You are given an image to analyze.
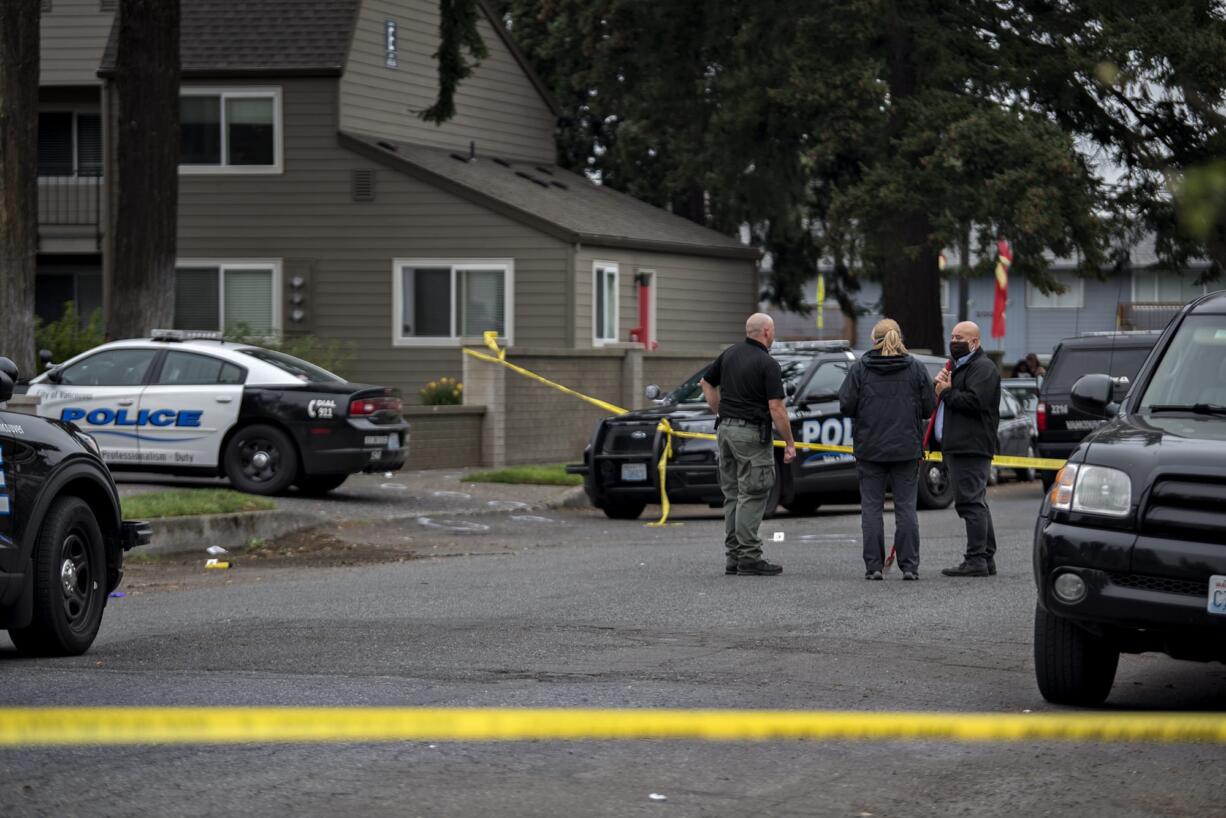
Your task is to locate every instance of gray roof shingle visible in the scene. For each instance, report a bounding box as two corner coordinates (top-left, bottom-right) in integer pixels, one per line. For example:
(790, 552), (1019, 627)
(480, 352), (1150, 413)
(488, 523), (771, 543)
(342, 132), (759, 259)
(100, 0), (359, 77)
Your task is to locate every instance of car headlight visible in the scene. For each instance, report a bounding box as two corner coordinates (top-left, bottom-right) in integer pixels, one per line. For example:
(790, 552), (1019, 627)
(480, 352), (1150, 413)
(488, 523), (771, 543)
(1051, 463), (1131, 516)
(1071, 465), (1131, 517)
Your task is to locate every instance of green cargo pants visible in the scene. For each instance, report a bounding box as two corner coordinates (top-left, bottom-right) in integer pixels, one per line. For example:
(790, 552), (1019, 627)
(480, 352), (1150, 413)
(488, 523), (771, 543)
(717, 419), (776, 561)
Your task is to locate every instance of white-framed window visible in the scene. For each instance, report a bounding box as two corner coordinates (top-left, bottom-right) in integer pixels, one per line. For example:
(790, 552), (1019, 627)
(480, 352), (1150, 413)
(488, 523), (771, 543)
(1131, 269), (1213, 303)
(392, 259), (513, 346)
(174, 259), (281, 335)
(593, 261), (619, 344)
(37, 110), (102, 177)
(179, 87), (282, 174)
(1025, 271), (1084, 309)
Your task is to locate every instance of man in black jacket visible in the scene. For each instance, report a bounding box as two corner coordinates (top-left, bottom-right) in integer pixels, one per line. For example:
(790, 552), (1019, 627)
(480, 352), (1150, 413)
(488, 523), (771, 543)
(933, 321), (1002, 578)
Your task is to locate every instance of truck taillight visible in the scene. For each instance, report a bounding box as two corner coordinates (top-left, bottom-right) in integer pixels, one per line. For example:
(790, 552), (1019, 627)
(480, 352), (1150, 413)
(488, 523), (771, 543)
(1036, 402), (1048, 432)
(349, 396), (402, 416)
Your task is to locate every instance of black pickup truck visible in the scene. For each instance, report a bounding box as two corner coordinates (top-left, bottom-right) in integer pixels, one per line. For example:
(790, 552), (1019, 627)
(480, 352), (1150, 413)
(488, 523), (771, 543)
(1, 357), (149, 656)
(1033, 292), (1226, 705)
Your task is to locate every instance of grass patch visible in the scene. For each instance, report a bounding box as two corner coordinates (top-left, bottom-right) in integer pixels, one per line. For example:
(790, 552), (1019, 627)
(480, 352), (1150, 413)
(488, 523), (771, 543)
(464, 463), (582, 487)
(121, 489), (276, 520)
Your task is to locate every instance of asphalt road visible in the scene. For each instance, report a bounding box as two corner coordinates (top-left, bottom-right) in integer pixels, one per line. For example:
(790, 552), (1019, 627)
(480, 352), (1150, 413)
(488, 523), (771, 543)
(2, 480), (1224, 817)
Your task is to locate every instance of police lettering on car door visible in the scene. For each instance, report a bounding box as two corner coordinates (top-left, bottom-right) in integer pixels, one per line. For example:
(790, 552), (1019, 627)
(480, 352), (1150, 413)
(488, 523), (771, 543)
(799, 416), (856, 464)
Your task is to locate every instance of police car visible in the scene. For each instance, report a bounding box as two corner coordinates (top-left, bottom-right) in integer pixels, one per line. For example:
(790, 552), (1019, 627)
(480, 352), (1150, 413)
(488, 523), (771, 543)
(570, 342), (962, 519)
(24, 331), (409, 496)
(2, 356), (149, 656)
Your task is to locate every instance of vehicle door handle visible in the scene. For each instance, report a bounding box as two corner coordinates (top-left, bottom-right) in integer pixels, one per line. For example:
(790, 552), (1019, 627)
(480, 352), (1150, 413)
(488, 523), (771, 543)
(216, 396), (233, 403)
(118, 399), (134, 406)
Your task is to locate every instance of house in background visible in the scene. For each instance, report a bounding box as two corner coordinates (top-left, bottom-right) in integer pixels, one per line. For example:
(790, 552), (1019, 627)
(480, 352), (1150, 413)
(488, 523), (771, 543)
(770, 238), (1219, 364)
(30, 0), (759, 466)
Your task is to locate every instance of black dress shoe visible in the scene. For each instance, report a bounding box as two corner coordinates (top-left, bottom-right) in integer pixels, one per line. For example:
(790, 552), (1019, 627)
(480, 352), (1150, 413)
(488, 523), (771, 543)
(726, 560), (739, 575)
(941, 561), (990, 577)
(737, 558), (783, 576)
(987, 558), (997, 576)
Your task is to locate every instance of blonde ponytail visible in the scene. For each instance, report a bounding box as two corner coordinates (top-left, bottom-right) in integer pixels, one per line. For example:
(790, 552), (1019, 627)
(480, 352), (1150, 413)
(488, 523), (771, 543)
(870, 318), (908, 356)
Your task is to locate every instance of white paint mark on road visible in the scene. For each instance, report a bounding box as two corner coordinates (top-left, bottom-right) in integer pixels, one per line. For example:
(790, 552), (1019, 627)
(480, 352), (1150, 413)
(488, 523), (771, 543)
(432, 491), (472, 499)
(381, 483), (408, 491)
(417, 517), (490, 532)
(511, 515), (554, 523)
(487, 500), (530, 510)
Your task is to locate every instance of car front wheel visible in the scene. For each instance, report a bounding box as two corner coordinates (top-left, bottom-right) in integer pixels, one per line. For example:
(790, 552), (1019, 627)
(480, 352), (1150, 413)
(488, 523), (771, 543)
(601, 499), (646, 520)
(916, 461), (954, 509)
(295, 474), (349, 496)
(224, 423), (300, 495)
(1033, 604), (1119, 706)
(8, 497), (107, 656)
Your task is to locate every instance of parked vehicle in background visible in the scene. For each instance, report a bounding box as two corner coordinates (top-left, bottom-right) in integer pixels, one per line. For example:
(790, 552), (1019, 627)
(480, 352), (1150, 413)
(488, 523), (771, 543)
(1035, 332), (1162, 488)
(24, 331), (409, 496)
(568, 341), (1034, 519)
(1, 356), (150, 656)
(1033, 291), (1226, 706)
(998, 377), (1041, 483)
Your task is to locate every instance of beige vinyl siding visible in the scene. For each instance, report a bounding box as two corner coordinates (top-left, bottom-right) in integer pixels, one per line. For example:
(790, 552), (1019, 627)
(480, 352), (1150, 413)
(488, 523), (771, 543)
(175, 78), (569, 407)
(39, 0), (115, 86)
(573, 247), (757, 352)
(339, 0), (555, 163)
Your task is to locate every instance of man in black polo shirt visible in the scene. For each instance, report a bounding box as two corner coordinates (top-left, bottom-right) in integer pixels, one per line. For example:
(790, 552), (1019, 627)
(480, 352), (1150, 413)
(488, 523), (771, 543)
(700, 313), (797, 576)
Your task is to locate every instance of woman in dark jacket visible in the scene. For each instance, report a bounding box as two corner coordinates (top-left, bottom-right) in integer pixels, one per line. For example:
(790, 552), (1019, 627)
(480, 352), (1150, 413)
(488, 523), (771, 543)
(838, 319), (935, 580)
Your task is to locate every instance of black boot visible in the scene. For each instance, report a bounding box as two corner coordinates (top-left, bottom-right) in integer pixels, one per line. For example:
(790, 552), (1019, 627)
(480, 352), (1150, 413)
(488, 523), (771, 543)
(737, 558), (783, 576)
(941, 560), (989, 577)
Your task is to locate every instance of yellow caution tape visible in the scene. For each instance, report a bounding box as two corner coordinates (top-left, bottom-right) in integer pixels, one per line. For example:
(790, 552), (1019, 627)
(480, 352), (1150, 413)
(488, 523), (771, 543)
(1, 707), (1224, 746)
(463, 338), (1066, 523)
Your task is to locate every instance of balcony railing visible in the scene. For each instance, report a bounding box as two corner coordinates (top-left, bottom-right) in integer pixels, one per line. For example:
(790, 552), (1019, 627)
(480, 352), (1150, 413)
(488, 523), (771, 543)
(37, 175), (102, 247)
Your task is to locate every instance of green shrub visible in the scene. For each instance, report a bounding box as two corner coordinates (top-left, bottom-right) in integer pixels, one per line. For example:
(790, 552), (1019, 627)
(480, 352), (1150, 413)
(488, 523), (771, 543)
(34, 301), (105, 364)
(421, 376), (463, 405)
(223, 324), (356, 379)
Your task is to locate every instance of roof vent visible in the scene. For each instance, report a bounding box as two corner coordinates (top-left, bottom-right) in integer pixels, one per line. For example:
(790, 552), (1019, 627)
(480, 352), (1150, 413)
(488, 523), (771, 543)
(376, 140), (398, 152)
(352, 169), (375, 202)
(515, 171), (550, 188)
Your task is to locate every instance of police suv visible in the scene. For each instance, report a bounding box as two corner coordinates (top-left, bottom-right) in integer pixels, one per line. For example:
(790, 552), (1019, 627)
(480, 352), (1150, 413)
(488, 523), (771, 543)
(1034, 291), (1226, 706)
(1, 356), (149, 656)
(25, 331), (409, 495)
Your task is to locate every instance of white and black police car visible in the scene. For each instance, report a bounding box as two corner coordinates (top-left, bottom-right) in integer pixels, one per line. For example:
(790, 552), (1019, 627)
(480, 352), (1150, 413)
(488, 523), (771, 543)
(2, 355), (149, 656)
(24, 331), (409, 496)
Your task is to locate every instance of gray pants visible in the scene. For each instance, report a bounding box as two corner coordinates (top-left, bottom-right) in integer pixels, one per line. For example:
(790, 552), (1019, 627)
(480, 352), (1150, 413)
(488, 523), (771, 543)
(946, 453), (997, 567)
(717, 421), (775, 561)
(856, 459), (920, 573)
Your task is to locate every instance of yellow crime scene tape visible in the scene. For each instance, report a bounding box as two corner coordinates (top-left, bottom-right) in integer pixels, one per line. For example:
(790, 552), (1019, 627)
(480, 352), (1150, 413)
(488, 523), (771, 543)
(463, 334), (1066, 526)
(2, 707), (1226, 746)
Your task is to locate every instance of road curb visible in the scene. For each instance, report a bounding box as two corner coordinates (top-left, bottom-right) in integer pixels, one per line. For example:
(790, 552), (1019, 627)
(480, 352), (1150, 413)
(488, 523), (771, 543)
(139, 510), (319, 556)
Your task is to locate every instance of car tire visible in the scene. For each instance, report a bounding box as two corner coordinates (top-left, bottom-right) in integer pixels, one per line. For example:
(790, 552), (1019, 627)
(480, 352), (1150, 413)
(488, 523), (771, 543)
(295, 474), (348, 496)
(8, 497), (107, 657)
(223, 423), (299, 496)
(916, 460), (954, 509)
(1016, 445), (1036, 482)
(783, 497), (821, 516)
(1033, 604), (1119, 706)
(601, 499), (646, 520)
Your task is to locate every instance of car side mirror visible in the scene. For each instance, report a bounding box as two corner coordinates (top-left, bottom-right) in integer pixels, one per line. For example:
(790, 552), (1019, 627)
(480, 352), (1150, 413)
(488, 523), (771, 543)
(644, 384), (661, 401)
(785, 382), (798, 398)
(39, 348), (55, 369)
(1071, 373), (1119, 417)
(46, 366), (64, 384)
(0, 372), (12, 403)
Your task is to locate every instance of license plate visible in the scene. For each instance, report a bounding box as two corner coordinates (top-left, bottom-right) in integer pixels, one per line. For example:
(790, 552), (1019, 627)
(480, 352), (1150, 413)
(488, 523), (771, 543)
(364, 435), (388, 446)
(1209, 575), (1226, 616)
(621, 463), (648, 482)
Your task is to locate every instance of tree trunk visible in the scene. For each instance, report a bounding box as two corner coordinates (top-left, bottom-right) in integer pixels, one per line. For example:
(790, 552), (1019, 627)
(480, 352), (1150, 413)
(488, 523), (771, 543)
(0, 0), (40, 376)
(107, 0), (180, 340)
(880, 211), (945, 354)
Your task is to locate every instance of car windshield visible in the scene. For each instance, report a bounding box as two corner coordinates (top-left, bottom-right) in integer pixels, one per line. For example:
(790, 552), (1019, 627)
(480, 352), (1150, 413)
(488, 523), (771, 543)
(238, 348), (344, 383)
(1138, 315), (1226, 410)
(665, 354), (810, 404)
(1044, 344), (1152, 394)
